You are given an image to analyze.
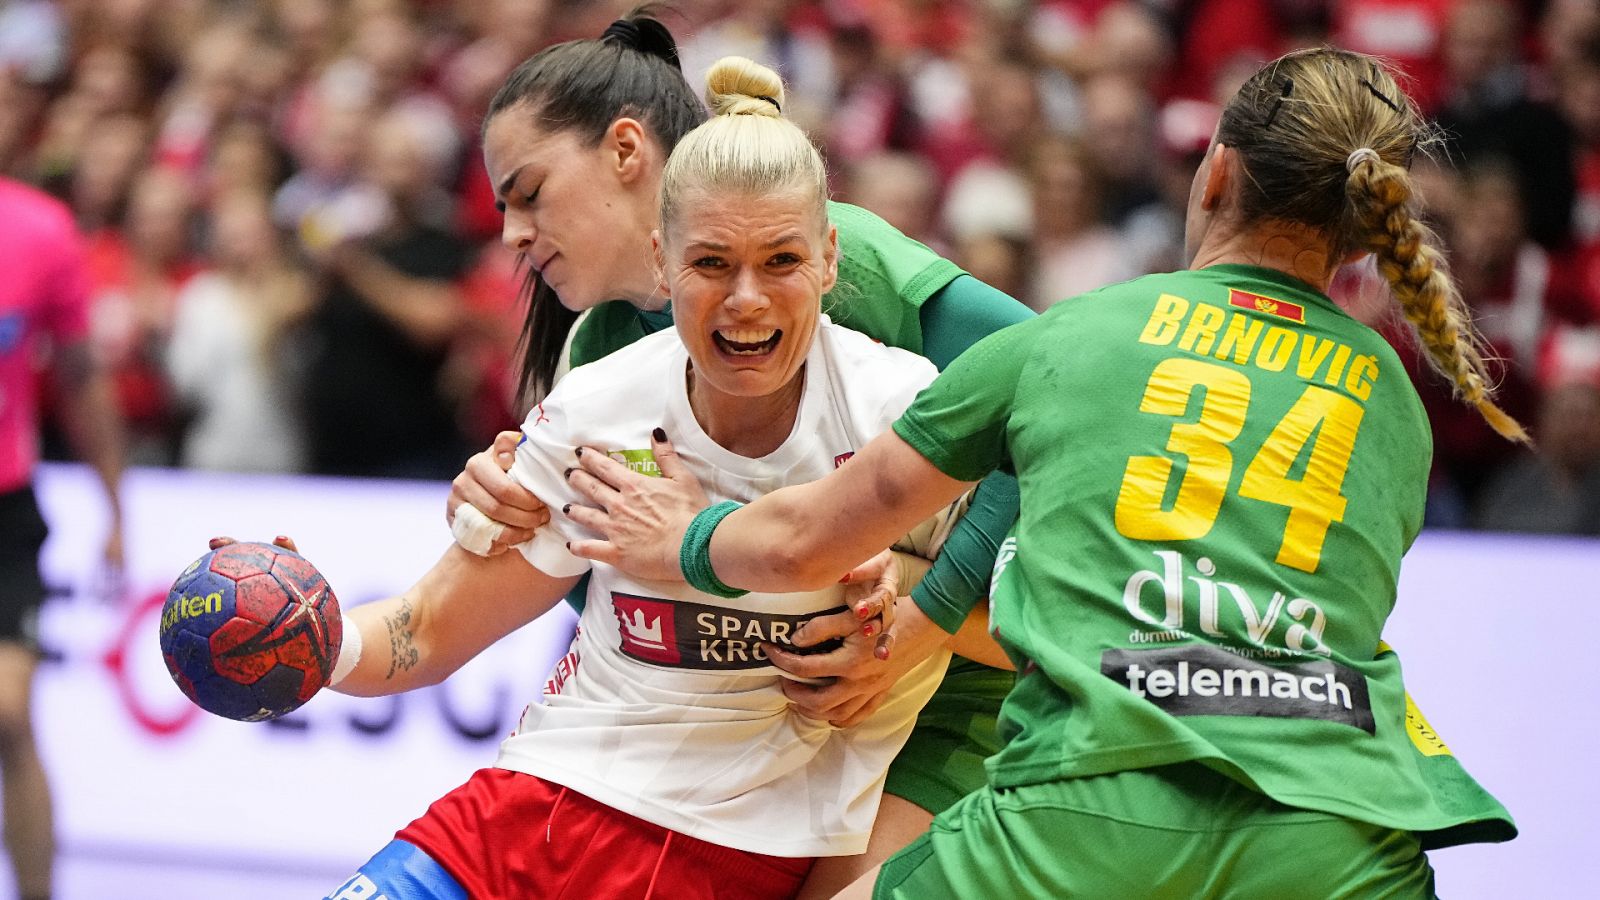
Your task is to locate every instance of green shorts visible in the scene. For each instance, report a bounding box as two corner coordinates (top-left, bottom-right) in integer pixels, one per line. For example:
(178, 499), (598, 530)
(883, 657), (1012, 814)
(876, 762), (1437, 899)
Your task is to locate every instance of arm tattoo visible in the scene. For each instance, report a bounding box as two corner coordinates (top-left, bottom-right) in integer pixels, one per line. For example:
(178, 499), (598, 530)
(383, 594), (420, 680)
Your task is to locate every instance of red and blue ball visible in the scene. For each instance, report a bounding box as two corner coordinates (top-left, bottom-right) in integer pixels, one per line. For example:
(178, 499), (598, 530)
(159, 541), (342, 722)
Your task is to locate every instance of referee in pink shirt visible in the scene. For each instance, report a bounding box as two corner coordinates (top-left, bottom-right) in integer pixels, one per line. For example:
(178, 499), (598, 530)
(0, 176), (125, 900)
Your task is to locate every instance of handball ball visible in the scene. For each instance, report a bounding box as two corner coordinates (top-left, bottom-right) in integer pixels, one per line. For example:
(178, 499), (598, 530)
(158, 542), (342, 722)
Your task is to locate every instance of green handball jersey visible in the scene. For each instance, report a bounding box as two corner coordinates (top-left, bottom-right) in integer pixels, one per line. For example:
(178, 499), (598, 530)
(894, 264), (1511, 845)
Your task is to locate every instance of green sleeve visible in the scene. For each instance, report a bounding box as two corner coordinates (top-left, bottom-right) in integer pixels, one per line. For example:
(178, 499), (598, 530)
(893, 318), (1038, 482)
(900, 316), (1036, 631)
(822, 201), (963, 354)
(917, 275), (1036, 371)
(908, 470), (1019, 633)
(568, 301), (674, 370)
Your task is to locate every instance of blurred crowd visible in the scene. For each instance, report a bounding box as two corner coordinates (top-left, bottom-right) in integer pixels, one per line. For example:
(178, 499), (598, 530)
(1, 0), (1597, 533)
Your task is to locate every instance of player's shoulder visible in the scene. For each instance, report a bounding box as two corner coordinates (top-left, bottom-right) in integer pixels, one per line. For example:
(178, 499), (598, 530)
(524, 326), (681, 435)
(819, 317), (937, 385)
(556, 327), (680, 398)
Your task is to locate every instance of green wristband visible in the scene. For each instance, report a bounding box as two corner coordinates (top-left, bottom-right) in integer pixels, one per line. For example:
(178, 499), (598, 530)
(679, 501), (747, 599)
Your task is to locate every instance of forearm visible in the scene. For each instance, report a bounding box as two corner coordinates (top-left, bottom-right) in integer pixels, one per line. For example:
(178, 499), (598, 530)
(892, 538), (1010, 668)
(709, 431), (975, 592)
(55, 345), (125, 520)
(946, 604), (1012, 670)
(331, 544), (573, 697)
(335, 247), (461, 348)
(907, 470), (1019, 633)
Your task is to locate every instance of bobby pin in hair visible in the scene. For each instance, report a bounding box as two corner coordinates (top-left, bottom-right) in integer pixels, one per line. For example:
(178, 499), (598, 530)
(1359, 78), (1402, 114)
(757, 95), (782, 112)
(1263, 78), (1294, 127)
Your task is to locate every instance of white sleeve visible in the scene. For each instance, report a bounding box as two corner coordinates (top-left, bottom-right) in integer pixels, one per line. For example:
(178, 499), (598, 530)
(507, 393), (592, 579)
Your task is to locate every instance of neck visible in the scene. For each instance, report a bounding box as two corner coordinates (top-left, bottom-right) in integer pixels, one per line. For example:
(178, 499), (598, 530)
(686, 363), (806, 458)
(620, 170), (669, 311)
(1188, 221), (1341, 293)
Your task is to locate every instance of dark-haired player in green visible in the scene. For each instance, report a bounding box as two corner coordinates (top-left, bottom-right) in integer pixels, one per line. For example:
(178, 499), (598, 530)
(561, 48), (1518, 897)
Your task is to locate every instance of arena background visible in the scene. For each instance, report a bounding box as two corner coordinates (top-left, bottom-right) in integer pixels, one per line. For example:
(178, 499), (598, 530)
(3, 0), (1599, 896)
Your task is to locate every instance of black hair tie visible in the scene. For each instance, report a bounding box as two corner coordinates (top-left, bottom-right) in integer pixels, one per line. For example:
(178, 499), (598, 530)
(602, 18), (643, 48)
(757, 95), (781, 113)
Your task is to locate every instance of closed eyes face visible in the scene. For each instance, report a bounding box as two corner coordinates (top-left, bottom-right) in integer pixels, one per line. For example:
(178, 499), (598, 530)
(658, 185), (837, 402)
(483, 106), (648, 311)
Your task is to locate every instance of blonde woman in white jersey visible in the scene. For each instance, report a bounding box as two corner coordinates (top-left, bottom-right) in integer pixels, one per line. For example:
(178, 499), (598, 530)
(312, 57), (960, 900)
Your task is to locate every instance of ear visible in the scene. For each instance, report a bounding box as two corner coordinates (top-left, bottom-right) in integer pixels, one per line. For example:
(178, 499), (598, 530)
(606, 117), (652, 185)
(819, 223), (839, 295)
(1201, 143), (1232, 212)
(1340, 248), (1370, 267)
(650, 229), (670, 296)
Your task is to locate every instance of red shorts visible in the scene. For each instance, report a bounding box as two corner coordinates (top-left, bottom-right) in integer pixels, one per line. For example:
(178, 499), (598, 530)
(396, 768), (815, 899)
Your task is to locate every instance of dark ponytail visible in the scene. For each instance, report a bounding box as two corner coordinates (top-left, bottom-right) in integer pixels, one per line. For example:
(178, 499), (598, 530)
(486, 8), (706, 404)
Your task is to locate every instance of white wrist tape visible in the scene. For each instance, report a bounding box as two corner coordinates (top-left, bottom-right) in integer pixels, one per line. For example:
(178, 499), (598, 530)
(329, 618), (363, 688)
(452, 501), (507, 557)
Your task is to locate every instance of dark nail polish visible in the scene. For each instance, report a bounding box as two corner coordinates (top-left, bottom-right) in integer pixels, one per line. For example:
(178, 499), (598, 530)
(563, 468), (574, 479)
(652, 427), (667, 443)
(562, 504), (571, 515)
(575, 447), (584, 457)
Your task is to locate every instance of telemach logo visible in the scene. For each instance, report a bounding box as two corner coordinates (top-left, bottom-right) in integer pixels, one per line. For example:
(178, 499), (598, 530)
(1102, 645), (1375, 733)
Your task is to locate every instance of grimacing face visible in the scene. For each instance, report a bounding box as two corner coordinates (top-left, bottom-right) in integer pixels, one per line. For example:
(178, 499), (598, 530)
(657, 184), (837, 403)
(484, 106), (653, 311)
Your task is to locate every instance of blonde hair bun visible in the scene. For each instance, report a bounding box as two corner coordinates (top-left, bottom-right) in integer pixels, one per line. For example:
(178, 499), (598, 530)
(705, 56), (786, 118)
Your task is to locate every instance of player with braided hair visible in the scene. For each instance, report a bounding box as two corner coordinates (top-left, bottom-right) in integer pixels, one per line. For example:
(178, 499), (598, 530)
(561, 47), (1520, 897)
(1215, 50), (1525, 443)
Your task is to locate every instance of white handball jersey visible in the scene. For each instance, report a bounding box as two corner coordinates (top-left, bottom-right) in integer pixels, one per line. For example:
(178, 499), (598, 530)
(497, 316), (954, 858)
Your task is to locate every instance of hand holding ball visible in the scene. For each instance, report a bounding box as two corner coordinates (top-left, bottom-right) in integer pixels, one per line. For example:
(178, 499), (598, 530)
(158, 540), (341, 721)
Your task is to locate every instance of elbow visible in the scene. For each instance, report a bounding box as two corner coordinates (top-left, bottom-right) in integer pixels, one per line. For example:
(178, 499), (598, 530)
(762, 521), (840, 591)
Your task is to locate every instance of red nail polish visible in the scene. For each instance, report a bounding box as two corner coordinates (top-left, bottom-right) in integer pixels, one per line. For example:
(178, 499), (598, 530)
(856, 604), (872, 620)
(862, 623), (876, 637)
(838, 572), (851, 584)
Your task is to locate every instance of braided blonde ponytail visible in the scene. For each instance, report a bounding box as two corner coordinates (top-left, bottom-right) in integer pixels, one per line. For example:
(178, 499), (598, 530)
(1217, 48), (1527, 443)
(1346, 154), (1528, 442)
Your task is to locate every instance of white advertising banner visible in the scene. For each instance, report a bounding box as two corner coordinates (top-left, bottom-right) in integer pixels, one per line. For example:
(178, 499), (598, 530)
(19, 463), (1600, 897)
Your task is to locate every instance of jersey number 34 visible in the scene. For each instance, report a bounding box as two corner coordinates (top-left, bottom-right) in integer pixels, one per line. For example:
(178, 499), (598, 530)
(1113, 357), (1364, 574)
